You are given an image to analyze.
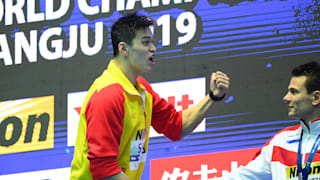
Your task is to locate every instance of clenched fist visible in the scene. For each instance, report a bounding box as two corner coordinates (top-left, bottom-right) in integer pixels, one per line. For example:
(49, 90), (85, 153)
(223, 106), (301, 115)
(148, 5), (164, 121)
(210, 71), (230, 98)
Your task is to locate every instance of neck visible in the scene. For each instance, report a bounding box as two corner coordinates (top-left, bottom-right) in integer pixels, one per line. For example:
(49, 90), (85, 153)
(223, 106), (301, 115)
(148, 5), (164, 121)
(114, 57), (139, 86)
(301, 111), (320, 131)
(301, 119), (310, 131)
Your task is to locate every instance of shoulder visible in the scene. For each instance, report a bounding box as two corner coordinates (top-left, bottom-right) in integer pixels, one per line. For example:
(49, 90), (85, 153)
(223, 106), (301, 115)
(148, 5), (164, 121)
(274, 124), (301, 138)
(264, 124), (301, 146)
(89, 83), (125, 106)
(84, 83), (126, 121)
(277, 124), (300, 133)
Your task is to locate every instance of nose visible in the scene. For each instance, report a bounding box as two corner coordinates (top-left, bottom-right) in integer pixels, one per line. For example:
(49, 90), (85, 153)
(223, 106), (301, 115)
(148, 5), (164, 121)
(283, 92), (289, 104)
(149, 42), (157, 52)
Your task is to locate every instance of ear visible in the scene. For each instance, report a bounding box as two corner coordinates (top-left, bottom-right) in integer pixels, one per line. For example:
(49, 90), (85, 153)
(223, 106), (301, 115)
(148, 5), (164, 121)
(118, 42), (128, 56)
(312, 90), (320, 106)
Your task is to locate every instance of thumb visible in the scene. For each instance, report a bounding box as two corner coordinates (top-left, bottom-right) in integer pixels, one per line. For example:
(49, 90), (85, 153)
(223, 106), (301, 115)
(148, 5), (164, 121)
(210, 72), (217, 91)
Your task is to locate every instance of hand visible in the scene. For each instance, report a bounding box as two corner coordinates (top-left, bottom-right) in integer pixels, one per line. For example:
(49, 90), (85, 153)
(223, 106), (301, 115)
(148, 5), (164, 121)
(210, 71), (230, 98)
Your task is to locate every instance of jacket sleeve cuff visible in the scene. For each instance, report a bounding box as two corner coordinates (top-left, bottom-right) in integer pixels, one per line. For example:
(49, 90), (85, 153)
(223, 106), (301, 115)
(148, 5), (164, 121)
(89, 157), (122, 180)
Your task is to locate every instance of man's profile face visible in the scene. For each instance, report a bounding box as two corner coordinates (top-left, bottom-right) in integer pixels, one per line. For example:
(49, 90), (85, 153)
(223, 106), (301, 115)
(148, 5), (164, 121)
(126, 26), (157, 73)
(283, 76), (314, 121)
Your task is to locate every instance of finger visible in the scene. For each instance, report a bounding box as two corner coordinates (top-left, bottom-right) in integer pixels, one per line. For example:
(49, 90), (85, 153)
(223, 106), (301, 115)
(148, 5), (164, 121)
(216, 71), (228, 77)
(216, 82), (229, 89)
(215, 80), (230, 88)
(216, 77), (230, 84)
(215, 76), (230, 85)
(211, 72), (217, 81)
(215, 72), (230, 80)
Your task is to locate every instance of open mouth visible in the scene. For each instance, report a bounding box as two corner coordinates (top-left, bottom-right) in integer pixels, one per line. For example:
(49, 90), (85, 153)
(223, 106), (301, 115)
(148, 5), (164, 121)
(288, 106), (294, 110)
(149, 56), (155, 64)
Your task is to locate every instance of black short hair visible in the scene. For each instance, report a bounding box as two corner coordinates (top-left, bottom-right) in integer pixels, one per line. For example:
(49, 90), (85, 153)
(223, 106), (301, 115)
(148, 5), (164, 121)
(292, 61), (320, 94)
(111, 12), (155, 56)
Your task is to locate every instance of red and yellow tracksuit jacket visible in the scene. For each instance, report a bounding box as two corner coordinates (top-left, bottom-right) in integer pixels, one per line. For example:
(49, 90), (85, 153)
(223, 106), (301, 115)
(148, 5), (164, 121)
(70, 60), (182, 180)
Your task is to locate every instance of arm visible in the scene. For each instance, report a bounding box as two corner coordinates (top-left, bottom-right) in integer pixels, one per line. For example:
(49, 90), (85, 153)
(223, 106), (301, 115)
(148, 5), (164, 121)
(221, 146), (272, 180)
(86, 85), (127, 179)
(180, 71), (230, 139)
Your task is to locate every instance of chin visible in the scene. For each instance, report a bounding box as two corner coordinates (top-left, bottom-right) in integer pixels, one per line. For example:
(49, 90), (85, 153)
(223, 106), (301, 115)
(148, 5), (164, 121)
(288, 114), (299, 120)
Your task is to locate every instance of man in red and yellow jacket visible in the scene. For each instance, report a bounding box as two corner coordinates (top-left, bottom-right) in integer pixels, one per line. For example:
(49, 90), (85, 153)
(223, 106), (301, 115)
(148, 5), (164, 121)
(70, 12), (230, 180)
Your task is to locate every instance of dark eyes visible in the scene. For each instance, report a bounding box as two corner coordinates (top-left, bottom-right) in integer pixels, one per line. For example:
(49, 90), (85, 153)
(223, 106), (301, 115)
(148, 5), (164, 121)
(289, 88), (299, 94)
(142, 40), (154, 46)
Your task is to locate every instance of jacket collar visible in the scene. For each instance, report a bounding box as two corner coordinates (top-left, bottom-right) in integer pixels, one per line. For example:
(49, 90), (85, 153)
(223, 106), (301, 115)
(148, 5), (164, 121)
(106, 60), (145, 96)
(300, 118), (320, 136)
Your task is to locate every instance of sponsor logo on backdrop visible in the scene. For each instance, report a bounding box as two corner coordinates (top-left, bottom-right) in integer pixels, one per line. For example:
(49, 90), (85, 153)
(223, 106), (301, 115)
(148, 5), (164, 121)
(0, 96), (54, 154)
(151, 148), (260, 180)
(149, 77), (206, 137)
(67, 77), (206, 146)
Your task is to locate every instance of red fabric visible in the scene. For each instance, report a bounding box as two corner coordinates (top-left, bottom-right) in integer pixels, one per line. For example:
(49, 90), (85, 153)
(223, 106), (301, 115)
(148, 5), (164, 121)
(138, 76), (182, 141)
(90, 157), (122, 180)
(271, 146), (297, 166)
(85, 84), (125, 179)
(271, 146), (320, 166)
(311, 118), (320, 123)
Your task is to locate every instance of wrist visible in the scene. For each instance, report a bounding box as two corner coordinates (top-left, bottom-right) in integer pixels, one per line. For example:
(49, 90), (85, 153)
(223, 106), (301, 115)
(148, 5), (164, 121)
(209, 91), (225, 101)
